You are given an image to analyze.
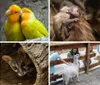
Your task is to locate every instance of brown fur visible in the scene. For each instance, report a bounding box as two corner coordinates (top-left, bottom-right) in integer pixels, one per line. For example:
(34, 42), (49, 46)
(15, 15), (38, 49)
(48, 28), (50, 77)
(51, 6), (96, 41)
(87, 18), (100, 41)
(51, 6), (74, 41)
(83, 12), (100, 40)
(66, 18), (96, 41)
(83, 0), (100, 40)
(52, 12), (70, 41)
(50, 6), (56, 40)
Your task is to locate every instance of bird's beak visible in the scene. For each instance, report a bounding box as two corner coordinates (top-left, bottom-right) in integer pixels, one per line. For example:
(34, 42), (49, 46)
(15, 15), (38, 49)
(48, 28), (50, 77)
(5, 9), (11, 16)
(20, 11), (23, 16)
(19, 11), (23, 21)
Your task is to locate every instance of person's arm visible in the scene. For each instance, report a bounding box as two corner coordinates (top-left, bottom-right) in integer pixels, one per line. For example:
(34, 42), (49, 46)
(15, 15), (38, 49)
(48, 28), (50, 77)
(59, 57), (67, 64)
(54, 52), (67, 64)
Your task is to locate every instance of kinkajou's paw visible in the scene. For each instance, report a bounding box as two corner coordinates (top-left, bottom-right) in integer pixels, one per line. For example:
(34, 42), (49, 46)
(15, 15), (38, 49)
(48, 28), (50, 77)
(74, 18), (79, 22)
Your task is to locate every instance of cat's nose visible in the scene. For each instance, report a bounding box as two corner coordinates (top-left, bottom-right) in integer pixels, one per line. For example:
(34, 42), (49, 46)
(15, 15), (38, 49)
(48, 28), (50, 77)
(17, 68), (25, 76)
(18, 72), (25, 76)
(18, 73), (22, 76)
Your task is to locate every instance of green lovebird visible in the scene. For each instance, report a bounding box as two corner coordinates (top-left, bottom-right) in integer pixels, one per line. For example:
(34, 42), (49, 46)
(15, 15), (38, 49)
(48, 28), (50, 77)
(4, 4), (25, 41)
(21, 7), (48, 39)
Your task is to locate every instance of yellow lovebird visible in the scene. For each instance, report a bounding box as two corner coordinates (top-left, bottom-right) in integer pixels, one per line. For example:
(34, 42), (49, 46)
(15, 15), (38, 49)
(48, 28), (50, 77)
(4, 4), (25, 41)
(21, 8), (48, 39)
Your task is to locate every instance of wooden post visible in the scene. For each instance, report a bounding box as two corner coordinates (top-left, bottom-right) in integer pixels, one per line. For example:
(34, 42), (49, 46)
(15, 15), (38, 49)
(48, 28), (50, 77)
(85, 43), (90, 74)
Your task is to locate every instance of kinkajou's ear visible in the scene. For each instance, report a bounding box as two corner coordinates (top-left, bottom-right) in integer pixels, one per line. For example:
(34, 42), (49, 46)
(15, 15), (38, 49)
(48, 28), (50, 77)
(2, 55), (12, 63)
(60, 6), (69, 13)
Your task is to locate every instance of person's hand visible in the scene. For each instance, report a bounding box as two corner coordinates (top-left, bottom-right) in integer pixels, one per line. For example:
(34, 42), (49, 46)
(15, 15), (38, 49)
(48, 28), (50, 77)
(76, 54), (80, 56)
(65, 62), (68, 65)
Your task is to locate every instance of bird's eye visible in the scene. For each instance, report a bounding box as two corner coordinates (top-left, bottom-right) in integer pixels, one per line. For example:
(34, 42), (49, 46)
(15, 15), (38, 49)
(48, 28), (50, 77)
(26, 11), (29, 13)
(15, 11), (18, 13)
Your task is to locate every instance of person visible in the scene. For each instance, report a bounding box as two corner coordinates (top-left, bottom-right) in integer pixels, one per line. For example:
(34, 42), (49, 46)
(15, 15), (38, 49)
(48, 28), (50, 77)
(67, 48), (80, 67)
(67, 48), (80, 58)
(50, 52), (67, 75)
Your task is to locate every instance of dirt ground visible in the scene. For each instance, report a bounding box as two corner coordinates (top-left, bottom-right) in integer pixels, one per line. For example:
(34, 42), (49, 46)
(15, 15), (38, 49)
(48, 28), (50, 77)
(50, 68), (100, 85)
(0, 0), (48, 41)
(0, 43), (36, 85)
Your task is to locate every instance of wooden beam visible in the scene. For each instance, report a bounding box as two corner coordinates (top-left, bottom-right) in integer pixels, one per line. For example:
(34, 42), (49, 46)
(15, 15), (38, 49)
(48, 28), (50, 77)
(90, 43), (100, 46)
(79, 62), (100, 72)
(50, 43), (100, 51)
(50, 43), (86, 51)
(50, 53), (95, 66)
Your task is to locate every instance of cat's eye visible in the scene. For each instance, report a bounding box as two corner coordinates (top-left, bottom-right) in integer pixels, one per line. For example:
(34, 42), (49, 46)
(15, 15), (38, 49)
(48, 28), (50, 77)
(13, 66), (18, 70)
(21, 62), (25, 66)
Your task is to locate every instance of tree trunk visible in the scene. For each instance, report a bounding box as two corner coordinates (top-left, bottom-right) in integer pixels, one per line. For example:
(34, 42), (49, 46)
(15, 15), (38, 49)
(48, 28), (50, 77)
(20, 43), (48, 85)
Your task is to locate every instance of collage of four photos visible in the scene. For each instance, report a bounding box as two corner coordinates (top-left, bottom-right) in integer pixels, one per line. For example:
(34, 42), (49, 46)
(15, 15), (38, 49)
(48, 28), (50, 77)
(0, 0), (100, 85)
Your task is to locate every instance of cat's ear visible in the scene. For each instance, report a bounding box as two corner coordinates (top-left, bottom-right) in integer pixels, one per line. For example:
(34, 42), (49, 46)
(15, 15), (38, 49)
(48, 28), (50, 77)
(17, 47), (26, 57)
(2, 55), (12, 63)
